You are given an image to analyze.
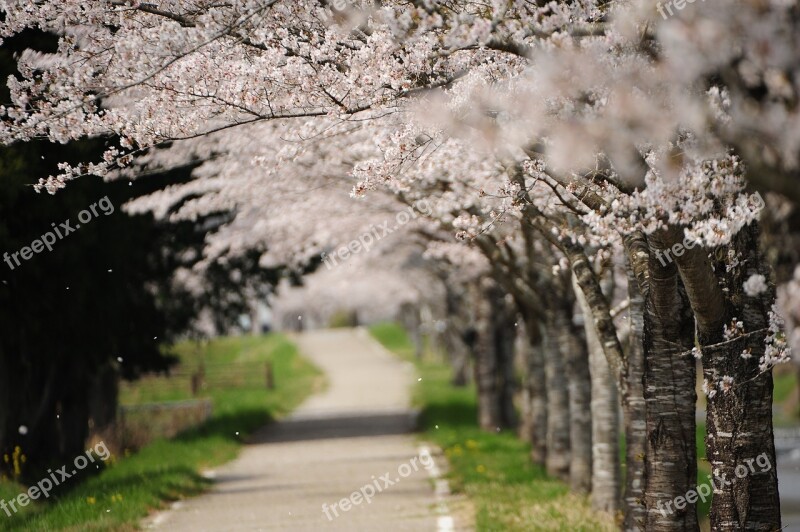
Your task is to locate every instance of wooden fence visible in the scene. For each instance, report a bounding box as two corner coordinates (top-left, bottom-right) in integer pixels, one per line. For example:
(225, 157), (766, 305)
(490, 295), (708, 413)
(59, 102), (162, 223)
(114, 398), (213, 450)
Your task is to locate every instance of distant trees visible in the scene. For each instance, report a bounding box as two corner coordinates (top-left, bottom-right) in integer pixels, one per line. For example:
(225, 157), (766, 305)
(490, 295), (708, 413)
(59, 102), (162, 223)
(0, 32), (289, 474)
(0, 153), (179, 474)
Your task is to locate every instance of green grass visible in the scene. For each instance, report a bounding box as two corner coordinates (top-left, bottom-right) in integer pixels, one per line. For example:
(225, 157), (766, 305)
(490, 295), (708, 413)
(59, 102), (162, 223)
(1, 333), (322, 531)
(695, 421), (712, 526)
(774, 369), (797, 404)
(370, 322), (418, 359)
(119, 334), (302, 405)
(370, 323), (615, 531)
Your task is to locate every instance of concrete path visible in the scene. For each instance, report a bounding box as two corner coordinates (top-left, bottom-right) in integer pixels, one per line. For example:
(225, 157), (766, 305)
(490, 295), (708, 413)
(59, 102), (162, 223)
(145, 328), (462, 531)
(775, 427), (800, 530)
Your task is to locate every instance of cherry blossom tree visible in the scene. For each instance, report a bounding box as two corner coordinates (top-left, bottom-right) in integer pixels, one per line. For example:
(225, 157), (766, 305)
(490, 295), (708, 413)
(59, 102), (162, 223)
(2, 0), (799, 529)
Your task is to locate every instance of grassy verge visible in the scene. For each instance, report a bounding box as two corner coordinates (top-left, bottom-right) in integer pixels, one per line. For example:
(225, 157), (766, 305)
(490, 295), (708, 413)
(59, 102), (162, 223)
(1, 333), (322, 531)
(369, 323), (615, 531)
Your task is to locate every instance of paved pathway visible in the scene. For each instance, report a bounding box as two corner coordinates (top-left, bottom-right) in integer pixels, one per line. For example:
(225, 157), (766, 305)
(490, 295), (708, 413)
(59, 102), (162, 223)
(145, 328), (462, 531)
(775, 427), (800, 530)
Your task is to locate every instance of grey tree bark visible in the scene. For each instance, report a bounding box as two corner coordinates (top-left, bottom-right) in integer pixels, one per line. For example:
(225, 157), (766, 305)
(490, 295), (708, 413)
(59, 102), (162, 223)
(574, 274), (620, 512)
(519, 312), (547, 466)
(543, 311), (571, 482)
(470, 281), (517, 431)
(555, 293), (592, 494)
(531, 215), (630, 505)
(642, 234), (698, 531)
(491, 289), (518, 428)
(443, 283), (471, 386)
(472, 283), (502, 431)
(678, 224), (781, 530)
(623, 260), (647, 531)
(249, 302), (261, 335)
(399, 302), (423, 360)
(520, 180), (648, 527)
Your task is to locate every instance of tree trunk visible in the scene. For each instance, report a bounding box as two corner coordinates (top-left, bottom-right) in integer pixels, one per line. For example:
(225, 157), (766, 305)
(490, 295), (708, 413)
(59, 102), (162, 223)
(692, 225), (781, 530)
(473, 300), (501, 430)
(471, 281), (517, 431)
(623, 264), (648, 531)
(520, 312), (547, 466)
(0, 345), (8, 462)
(704, 344), (780, 530)
(557, 297), (592, 493)
(642, 237), (699, 531)
(543, 314), (571, 481)
(574, 274), (620, 512)
(447, 324), (471, 386)
(442, 282), (470, 387)
(492, 290), (517, 429)
(400, 302), (423, 360)
(443, 284), (471, 386)
(249, 302), (261, 335)
(88, 361), (119, 444)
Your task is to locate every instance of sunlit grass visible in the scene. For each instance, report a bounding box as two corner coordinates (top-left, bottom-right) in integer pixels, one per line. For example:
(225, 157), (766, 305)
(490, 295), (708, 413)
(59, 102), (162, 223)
(1, 333), (322, 531)
(370, 322), (615, 531)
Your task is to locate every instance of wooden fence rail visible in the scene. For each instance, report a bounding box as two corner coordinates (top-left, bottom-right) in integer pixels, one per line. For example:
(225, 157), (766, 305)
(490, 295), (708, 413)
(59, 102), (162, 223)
(115, 398), (213, 450)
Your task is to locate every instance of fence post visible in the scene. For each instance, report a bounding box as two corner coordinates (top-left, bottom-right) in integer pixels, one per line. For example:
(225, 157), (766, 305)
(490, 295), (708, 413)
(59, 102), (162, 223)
(265, 361), (275, 390)
(191, 372), (200, 396)
(190, 361), (205, 396)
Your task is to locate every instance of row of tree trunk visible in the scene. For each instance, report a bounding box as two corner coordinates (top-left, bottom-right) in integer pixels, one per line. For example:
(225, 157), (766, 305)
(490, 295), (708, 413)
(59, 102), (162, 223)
(436, 219), (782, 530)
